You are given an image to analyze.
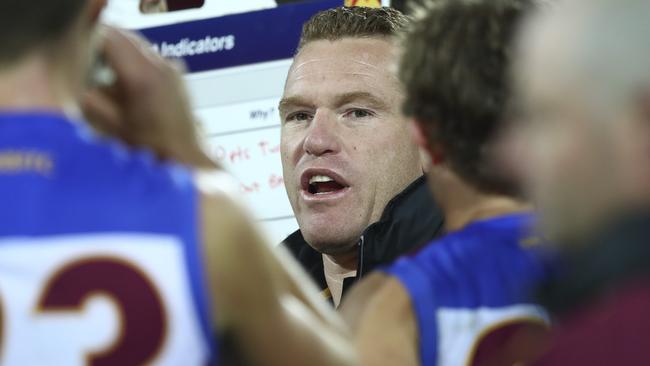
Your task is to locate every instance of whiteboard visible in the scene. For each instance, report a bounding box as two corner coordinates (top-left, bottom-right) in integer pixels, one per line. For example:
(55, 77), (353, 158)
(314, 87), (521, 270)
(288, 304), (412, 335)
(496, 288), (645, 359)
(188, 61), (297, 243)
(104, 0), (345, 244)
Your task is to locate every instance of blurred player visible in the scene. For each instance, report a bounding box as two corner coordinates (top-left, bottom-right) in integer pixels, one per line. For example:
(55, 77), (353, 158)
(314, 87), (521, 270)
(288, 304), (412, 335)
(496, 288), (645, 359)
(0, 1), (355, 365)
(513, 0), (650, 364)
(341, 1), (551, 365)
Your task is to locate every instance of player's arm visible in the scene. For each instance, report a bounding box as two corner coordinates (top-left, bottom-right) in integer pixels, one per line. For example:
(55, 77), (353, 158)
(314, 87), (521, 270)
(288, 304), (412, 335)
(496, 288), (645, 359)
(82, 27), (355, 366)
(199, 178), (356, 366)
(341, 273), (420, 366)
(82, 27), (215, 169)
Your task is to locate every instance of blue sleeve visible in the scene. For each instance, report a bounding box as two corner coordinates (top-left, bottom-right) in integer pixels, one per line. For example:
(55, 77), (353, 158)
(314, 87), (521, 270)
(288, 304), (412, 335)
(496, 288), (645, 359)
(383, 257), (438, 366)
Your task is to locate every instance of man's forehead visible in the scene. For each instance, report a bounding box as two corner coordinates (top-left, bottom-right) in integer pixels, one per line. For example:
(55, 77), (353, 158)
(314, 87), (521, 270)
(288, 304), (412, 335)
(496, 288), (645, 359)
(287, 38), (399, 82)
(283, 38), (402, 102)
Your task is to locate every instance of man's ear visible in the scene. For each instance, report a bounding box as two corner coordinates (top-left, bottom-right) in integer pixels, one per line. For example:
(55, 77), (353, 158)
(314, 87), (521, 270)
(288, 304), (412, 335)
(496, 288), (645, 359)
(409, 120), (444, 166)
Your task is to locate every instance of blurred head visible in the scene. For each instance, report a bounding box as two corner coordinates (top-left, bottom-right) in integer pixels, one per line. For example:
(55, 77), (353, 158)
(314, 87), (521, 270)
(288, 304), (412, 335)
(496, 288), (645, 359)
(280, 7), (422, 255)
(401, 0), (535, 197)
(0, 0), (105, 95)
(514, 0), (650, 243)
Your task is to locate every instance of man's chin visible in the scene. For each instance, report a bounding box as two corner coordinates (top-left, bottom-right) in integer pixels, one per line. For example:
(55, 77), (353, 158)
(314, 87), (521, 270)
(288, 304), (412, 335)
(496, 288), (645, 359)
(301, 231), (360, 256)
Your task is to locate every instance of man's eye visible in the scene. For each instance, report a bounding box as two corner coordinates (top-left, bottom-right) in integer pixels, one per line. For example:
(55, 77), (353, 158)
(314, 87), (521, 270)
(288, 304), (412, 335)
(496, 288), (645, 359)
(345, 109), (373, 119)
(286, 112), (312, 123)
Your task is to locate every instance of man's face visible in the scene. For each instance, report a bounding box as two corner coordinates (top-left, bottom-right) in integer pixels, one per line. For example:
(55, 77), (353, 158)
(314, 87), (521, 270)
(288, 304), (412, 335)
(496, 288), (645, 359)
(513, 19), (630, 241)
(280, 38), (422, 255)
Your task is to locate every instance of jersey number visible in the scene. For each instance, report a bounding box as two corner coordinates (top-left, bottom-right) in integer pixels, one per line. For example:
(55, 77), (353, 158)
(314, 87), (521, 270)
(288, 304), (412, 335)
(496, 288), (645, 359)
(1, 257), (168, 366)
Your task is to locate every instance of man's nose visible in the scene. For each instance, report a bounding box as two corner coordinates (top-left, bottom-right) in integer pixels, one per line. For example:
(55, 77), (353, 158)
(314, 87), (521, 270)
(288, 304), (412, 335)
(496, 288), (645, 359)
(303, 110), (341, 157)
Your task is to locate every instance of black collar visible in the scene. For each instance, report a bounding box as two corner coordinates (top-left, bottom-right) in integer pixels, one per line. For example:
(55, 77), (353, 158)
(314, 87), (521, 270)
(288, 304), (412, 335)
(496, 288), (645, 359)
(281, 176), (444, 298)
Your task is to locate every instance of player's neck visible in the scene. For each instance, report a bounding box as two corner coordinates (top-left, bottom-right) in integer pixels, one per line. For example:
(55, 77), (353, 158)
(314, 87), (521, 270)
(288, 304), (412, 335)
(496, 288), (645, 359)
(431, 170), (531, 232)
(0, 55), (80, 116)
(445, 195), (530, 232)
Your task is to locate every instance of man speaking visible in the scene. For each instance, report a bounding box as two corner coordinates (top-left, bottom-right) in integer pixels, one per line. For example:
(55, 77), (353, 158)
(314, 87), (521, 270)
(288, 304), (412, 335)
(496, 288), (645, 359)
(279, 6), (444, 307)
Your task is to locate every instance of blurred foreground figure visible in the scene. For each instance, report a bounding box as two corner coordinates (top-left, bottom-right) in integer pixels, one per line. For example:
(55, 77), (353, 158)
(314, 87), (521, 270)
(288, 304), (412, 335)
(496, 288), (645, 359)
(0, 1), (354, 365)
(515, 0), (650, 364)
(341, 1), (551, 365)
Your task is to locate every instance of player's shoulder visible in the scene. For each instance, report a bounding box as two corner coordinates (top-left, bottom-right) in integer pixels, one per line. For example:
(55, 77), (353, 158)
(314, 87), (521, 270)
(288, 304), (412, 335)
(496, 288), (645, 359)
(343, 274), (414, 340)
(341, 272), (405, 329)
(344, 273), (420, 366)
(51, 120), (198, 200)
(384, 213), (544, 304)
(194, 170), (275, 330)
(367, 275), (414, 319)
(100, 139), (196, 193)
(407, 212), (536, 268)
(195, 170), (249, 230)
(195, 169), (262, 269)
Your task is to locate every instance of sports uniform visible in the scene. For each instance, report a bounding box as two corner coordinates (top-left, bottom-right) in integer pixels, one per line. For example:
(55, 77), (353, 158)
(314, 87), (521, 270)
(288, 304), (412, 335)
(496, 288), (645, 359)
(384, 213), (550, 366)
(0, 112), (216, 366)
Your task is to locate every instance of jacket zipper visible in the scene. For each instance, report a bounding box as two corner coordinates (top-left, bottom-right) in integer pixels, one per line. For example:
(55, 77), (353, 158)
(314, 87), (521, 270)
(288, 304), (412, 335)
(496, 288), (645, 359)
(356, 235), (365, 279)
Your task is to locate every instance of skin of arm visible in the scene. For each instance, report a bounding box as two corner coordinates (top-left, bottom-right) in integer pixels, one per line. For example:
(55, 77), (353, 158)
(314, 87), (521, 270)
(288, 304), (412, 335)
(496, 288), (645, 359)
(341, 273), (420, 366)
(82, 27), (356, 366)
(199, 180), (357, 366)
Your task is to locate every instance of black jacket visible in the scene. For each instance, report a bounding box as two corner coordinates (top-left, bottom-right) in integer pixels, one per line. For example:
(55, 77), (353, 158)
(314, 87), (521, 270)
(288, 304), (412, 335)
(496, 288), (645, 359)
(281, 176), (444, 302)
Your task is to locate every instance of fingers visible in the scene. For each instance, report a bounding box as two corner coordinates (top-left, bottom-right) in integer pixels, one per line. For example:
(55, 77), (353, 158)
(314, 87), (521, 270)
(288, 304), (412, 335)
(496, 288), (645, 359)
(96, 27), (144, 77)
(169, 58), (189, 74)
(98, 27), (162, 90)
(99, 26), (188, 99)
(84, 26), (211, 168)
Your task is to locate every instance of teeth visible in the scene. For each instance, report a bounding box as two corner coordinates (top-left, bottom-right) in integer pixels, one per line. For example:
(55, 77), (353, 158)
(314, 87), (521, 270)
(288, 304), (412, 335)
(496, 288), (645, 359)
(309, 175), (334, 184)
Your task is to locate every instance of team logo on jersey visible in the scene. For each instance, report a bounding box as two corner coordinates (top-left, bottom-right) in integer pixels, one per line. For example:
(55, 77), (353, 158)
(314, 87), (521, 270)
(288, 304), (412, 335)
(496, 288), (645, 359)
(345, 0), (382, 7)
(0, 150), (53, 177)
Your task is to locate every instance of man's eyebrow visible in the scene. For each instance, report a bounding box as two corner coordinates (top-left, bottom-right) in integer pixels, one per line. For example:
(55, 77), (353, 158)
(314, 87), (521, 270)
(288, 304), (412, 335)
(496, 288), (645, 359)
(278, 96), (313, 112)
(278, 91), (390, 112)
(333, 91), (389, 110)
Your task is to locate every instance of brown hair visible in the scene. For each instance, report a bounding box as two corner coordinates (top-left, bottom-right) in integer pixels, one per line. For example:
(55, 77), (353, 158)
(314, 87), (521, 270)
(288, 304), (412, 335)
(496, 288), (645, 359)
(297, 6), (410, 51)
(401, 0), (536, 195)
(0, 0), (87, 65)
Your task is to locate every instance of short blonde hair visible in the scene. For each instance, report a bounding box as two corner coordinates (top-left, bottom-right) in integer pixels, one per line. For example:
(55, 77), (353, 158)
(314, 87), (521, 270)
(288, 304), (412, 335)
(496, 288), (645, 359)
(297, 6), (410, 51)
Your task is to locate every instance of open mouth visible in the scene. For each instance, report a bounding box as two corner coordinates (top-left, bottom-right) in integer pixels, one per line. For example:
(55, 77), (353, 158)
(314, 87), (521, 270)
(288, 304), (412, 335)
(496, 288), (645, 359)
(301, 170), (350, 197)
(308, 175), (346, 195)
